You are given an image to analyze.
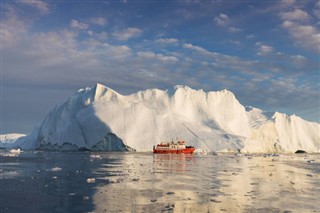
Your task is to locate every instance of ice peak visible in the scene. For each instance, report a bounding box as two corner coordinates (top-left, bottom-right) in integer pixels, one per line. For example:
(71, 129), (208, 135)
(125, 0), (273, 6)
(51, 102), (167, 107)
(8, 83), (320, 153)
(93, 83), (117, 93)
(91, 83), (121, 101)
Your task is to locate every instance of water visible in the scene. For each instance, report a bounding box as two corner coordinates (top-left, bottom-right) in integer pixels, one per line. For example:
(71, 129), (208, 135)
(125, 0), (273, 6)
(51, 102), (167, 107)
(1, 151), (319, 212)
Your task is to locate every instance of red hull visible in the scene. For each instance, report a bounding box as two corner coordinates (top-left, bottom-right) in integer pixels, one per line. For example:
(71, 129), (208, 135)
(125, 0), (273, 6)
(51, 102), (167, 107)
(153, 148), (195, 154)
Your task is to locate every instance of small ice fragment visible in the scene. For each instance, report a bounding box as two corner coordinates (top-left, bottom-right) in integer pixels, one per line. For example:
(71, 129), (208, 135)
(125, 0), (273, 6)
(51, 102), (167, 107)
(90, 155), (102, 159)
(87, 178), (96, 183)
(52, 176), (58, 179)
(51, 167), (62, 172)
(10, 149), (21, 154)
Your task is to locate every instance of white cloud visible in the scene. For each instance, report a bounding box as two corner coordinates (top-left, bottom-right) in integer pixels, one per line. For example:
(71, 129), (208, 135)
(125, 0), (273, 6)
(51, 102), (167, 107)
(137, 51), (178, 63)
(137, 51), (156, 58)
(229, 27), (242, 33)
(19, 0), (49, 14)
(96, 32), (108, 40)
(280, 9), (310, 21)
(281, 21), (320, 53)
(108, 45), (132, 58)
(183, 43), (212, 55)
(156, 54), (178, 63)
(90, 17), (107, 26)
(0, 6), (28, 46)
(213, 13), (242, 33)
(278, 5), (320, 53)
(70, 20), (89, 30)
(156, 38), (179, 45)
(213, 13), (229, 26)
(256, 43), (274, 55)
(113, 27), (143, 41)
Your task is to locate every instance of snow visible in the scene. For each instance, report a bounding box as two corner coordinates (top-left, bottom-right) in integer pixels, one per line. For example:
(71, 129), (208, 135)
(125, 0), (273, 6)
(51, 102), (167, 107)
(242, 110), (320, 153)
(7, 83), (320, 153)
(0, 133), (26, 148)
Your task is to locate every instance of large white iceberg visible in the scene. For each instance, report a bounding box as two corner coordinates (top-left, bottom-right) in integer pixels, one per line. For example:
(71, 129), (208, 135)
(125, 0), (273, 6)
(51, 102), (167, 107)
(8, 83), (320, 153)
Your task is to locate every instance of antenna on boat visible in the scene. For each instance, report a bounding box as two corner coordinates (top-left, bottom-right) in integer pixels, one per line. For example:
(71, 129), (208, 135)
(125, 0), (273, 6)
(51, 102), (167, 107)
(182, 123), (214, 152)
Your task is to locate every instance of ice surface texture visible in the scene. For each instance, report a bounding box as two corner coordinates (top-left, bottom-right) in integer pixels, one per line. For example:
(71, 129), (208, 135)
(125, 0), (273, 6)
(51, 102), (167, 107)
(6, 83), (320, 153)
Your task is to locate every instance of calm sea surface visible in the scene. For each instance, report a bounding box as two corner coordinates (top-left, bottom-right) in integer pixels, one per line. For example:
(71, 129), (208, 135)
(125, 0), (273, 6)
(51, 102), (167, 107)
(1, 151), (319, 213)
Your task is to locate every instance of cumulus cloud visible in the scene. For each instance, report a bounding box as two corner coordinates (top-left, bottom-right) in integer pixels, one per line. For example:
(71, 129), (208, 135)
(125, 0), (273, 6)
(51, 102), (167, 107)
(0, 5), (28, 46)
(256, 42), (274, 55)
(213, 13), (229, 26)
(156, 38), (179, 45)
(107, 45), (132, 58)
(280, 9), (310, 21)
(95, 32), (108, 40)
(137, 51), (178, 63)
(183, 43), (212, 55)
(281, 21), (320, 53)
(70, 19), (89, 30)
(229, 27), (242, 33)
(90, 17), (107, 26)
(19, 0), (49, 14)
(137, 51), (155, 58)
(113, 27), (143, 41)
(279, 6), (320, 53)
(213, 13), (242, 33)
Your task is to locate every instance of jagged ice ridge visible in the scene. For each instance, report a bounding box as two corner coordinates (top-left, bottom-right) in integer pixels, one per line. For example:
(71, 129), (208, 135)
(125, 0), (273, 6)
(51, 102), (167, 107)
(6, 83), (320, 153)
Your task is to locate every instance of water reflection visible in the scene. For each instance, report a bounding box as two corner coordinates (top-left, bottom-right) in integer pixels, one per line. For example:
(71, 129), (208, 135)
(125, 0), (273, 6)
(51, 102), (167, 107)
(92, 153), (320, 213)
(153, 154), (195, 174)
(1, 151), (319, 212)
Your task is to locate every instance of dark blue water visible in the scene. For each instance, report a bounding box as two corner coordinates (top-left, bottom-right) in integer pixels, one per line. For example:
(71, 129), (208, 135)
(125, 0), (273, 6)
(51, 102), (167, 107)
(1, 151), (319, 212)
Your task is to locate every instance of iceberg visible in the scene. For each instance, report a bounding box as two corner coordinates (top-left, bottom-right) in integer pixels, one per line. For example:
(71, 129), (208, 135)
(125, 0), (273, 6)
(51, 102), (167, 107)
(7, 83), (320, 153)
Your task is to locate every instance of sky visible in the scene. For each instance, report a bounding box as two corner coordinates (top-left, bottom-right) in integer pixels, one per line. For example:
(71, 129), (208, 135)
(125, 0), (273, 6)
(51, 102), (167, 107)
(1, 0), (319, 134)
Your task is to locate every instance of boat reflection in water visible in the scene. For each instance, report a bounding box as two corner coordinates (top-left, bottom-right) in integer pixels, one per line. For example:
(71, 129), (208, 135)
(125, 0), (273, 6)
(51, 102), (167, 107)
(153, 153), (195, 174)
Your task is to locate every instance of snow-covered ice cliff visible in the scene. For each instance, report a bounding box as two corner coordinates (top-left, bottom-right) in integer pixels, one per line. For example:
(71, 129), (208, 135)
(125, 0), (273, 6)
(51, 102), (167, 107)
(0, 133), (26, 147)
(9, 83), (320, 153)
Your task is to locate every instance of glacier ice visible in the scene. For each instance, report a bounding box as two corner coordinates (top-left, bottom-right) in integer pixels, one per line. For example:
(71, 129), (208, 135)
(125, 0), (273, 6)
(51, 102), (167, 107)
(3, 83), (320, 153)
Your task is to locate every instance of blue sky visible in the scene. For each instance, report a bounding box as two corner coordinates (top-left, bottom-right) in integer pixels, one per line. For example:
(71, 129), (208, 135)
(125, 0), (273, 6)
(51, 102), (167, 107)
(1, 0), (319, 134)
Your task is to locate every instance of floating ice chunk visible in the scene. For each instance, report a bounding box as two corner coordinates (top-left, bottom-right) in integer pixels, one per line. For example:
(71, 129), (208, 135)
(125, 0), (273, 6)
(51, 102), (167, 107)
(90, 155), (102, 159)
(87, 178), (96, 183)
(10, 148), (21, 153)
(51, 167), (62, 172)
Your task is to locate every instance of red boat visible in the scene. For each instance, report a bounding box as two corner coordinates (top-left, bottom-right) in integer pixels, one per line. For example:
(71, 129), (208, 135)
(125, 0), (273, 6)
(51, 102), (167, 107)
(153, 140), (195, 154)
